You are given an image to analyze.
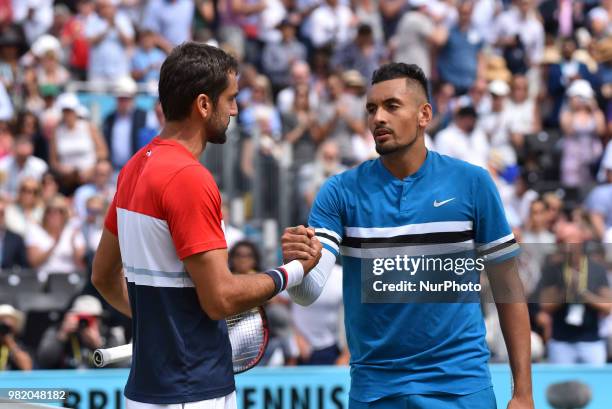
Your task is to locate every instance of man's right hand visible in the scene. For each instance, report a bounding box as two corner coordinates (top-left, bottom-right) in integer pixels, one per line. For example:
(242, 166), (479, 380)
(281, 225), (322, 273)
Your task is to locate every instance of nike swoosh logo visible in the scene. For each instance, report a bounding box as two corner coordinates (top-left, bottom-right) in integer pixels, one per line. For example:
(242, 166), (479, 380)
(433, 198), (455, 207)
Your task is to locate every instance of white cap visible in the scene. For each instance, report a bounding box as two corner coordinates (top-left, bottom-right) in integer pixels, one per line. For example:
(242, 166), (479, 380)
(69, 295), (103, 316)
(56, 93), (81, 112)
(114, 76), (138, 98)
(0, 304), (25, 333)
(567, 79), (594, 99)
(488, 80), (510, 96)
(31, 34), (62, 58)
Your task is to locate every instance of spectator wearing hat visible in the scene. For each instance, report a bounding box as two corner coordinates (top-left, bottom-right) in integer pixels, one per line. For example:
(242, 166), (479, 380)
(560, 79), (605, 189)
(0, 196), (29, 269)
(85, 0), (134, 82)
(0, 304), (32, 371)
(435, 103), (490, 169)
(50, 93), (107, 191)
(31, 34), (70, 88)
(102, 76), (148, 171)
(437, 0), (484, 95)
(0, 135), (47, 200)
(479, 80), (514, 150)
(332, 23), (385, 82)
(392, 0), (447, 80)
(130, 29), (166, 84)
(25, 194), (86, 282)
(547, 36), (594, 127)
(37, 295), (121, 369)
(262, 18), (307, 96)
(312, 71), (366, 165)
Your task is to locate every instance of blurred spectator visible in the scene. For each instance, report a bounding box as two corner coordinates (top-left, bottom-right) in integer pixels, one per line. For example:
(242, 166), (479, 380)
(307, 0), (355, 49)
(494, 0), (545, 72)
(277, 60), (318, 115)
(0, 82), (12, 122)
(40, 171), (59, 203)
(559, 80), (605, 188)
(392, 0), (447, 80)
(85, 0), (134, 82)
(0, 135), (48, 200)
(332, 23), (385, 82)
(298, 141), (346, 222)
(353, 0), (384, 45)
(523, 199), (556, 243)
(292, 262), (345, 365)
(313, 72), (366, 165)
(282, 83), (321, 169)
(435, 104), (489, 168)
(61, 0), (95, 81)
(427, 81), (455, 136)
(130, 29), (166, 84)
(31, 34), (70, 88)
(506, 171), (539, 226)
(262, 18), (307, 95)
(0, 197), (28, 269)
(25, 194), (85, 282)
(72, 159), (114, 219)
(102, 77), (146, 171)
(547, 36), (593, 127)
(539, 222), (612, 364)
(543, 191), (565, 228)
(217, 0), (266, 65)
(79, 194), (105, 266)
(5, 177), (44, 237)
(503, 74), (540, 149)
(142, 0), (194, 52)
(437, 0), (483, 95)
(538, 0), (584, 39)
(137, 100), (164, 150)
(228, 239), (260, 274)
(193, 0), (216, 42)
(378, 0), (407, 42)
(37, 295), (120, 369)
(479, 80), (512, 150)
(221, 199), (245, 250)
(49, 93), (108, 192)
(588, 4), (611, 41)
(0, 304), (32, 370)
(585, 158), (612, 241)
(13, 0), (54, 43)
(14, 110), (49, 163)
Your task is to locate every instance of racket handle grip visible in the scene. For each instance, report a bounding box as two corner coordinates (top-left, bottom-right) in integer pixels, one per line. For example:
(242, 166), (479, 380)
(93, 344), (133, 367)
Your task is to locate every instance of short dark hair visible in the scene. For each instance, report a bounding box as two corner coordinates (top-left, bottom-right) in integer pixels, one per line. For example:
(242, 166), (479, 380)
(158, 42), (238, 121)
(371, 63), (429, 101)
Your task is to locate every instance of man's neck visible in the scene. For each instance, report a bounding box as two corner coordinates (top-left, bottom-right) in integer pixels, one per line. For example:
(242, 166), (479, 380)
(380, 141), (427, 180)
(158, 120), (205, 158)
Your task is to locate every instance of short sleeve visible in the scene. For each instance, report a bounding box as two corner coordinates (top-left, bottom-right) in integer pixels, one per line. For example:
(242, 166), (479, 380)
(161, 165), (227, 260)
(308, 176), (344, 257)
(585, 187), (609, 216)
(473, 168), (520, 263)
(104, 193), (118, 236)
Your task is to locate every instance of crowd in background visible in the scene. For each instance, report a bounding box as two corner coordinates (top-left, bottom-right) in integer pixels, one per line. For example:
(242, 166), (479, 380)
(0, 0), (610, 370)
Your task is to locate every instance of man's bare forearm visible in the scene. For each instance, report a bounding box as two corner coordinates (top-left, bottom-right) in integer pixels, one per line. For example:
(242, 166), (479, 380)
(496, 302), (533, 398)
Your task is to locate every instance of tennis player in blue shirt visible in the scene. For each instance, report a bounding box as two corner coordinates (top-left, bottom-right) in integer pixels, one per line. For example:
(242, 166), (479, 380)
(282, 63), (534, 409)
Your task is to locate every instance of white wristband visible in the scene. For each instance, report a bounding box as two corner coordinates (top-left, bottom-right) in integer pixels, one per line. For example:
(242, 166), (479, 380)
(281, 260), (305, 288)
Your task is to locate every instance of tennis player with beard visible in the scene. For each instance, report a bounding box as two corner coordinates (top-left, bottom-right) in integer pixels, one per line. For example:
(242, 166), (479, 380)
(283, 63), (534, 409)
(92, 43), (322, 409)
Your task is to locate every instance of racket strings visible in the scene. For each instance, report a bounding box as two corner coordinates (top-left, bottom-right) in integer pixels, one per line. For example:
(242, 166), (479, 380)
(227, 308), (266, 372)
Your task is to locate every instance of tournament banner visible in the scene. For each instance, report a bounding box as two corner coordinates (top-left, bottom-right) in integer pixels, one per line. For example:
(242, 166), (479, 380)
(1, 366), (612, 408)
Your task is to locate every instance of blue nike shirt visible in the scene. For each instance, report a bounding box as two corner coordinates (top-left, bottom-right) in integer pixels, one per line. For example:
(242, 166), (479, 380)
(308, 150), (519, 402)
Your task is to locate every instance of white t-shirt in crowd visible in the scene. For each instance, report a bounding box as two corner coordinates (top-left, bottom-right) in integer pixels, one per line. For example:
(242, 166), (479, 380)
(25, 222), (85, 282)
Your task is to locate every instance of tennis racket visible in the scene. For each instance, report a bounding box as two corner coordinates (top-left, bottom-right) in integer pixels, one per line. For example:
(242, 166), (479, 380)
(93, 306), (269, 374)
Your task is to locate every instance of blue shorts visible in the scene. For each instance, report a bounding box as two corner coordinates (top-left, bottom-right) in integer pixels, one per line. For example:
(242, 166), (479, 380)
(348, 387), (497, 409)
